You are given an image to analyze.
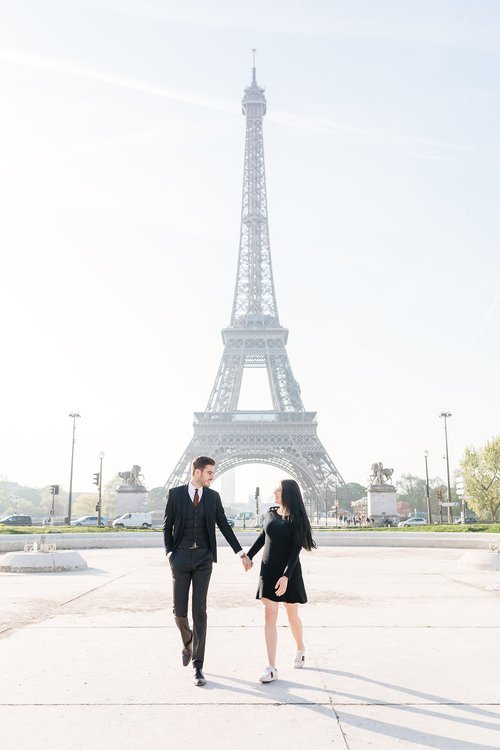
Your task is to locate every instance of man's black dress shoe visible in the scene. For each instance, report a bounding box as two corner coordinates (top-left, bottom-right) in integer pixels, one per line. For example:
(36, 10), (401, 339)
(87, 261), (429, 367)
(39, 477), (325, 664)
(181, 638), (192, 667)
(193, 667), (206, 687)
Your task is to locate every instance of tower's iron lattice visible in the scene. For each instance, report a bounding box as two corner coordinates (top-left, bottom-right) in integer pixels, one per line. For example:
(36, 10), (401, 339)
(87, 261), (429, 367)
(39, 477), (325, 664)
(165, 65), (344, 514)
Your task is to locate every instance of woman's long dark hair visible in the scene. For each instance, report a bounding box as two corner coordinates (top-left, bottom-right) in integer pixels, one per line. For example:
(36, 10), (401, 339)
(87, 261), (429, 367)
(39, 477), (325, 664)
(280, 479), (317, 551)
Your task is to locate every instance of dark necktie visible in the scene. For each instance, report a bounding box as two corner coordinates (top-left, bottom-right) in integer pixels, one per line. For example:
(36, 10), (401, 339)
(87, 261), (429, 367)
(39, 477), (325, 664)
(193, 489), (200, 507)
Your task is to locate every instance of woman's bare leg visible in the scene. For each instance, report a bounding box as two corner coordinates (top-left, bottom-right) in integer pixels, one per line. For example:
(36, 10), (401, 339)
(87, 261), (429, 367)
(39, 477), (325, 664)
(284, 602), (304, 650)
(262, 598), (279, 666)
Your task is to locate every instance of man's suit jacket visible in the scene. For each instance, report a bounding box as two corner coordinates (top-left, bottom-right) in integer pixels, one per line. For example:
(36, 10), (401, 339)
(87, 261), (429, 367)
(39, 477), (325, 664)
(162, 485), (242, 563)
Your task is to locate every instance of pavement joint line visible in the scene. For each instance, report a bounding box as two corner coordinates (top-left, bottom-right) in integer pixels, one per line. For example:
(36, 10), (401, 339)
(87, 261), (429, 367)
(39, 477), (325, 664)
(331, 695), (350, 750)
(56, 563), (155, 609)
(24, 624), (500, 629)
(0, 563), (155, 639)
(1, 702), (499, 707)
(443, 576), (500, 596)
(0, 613), (54, 640)
(0, 701), (332, 707)
(320, 677), (350, 746)
(329, 702), (500, 707)
(310, 655), (350, 748)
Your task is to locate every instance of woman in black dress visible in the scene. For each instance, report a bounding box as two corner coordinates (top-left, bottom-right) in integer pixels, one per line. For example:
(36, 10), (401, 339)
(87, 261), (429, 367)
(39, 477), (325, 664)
(246, 479), (316, 683)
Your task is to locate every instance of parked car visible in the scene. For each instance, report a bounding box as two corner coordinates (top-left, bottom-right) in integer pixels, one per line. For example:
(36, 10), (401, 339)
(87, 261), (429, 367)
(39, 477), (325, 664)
(70, 515), (108, 527)
(112, 512), (152, 528)
(398, 517), (428, 527)
(226, 516), (235, 528)
(234, 512), (255, 522)
(0, 514), (32, 526)
(454, 517), (477, 524)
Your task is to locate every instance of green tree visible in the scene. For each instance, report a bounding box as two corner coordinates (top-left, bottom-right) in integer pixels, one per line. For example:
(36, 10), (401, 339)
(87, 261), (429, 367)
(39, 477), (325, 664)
(396, 474), (427, 514)
(0, 482), (44, 515)
(336, 483), (366, 506)
(101, 475), (127, 519)
(18, 486), (43, 506)
(461, 436), (500, 522)
(72, 493), (99, 518)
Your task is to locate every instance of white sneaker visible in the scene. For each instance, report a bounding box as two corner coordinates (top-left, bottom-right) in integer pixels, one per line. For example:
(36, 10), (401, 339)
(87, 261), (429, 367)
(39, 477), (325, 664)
(294, 650), (305, 669)
(259, 665), (278, 683)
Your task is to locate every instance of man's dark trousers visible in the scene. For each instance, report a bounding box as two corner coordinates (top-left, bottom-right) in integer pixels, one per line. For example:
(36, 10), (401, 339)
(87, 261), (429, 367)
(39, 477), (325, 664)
(163, 484), (243, 669)
(170, 547), (213, 668)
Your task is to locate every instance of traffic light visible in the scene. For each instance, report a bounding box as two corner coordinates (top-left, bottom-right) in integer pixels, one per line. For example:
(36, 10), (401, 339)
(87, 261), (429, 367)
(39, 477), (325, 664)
(436, 489), (443, 501)
(255, 486), (260, 498)
(93, 473), (100, 486)
(53, 484), (59, 495)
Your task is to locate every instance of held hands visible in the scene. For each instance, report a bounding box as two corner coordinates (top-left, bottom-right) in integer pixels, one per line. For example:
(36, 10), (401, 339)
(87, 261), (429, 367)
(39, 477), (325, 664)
(275, 576), (288, 597)
(241, 554), (253, 572)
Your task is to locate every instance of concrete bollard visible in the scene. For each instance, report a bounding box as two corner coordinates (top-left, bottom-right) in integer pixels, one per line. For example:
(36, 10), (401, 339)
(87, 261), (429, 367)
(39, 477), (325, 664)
(0, 550), (88, 573)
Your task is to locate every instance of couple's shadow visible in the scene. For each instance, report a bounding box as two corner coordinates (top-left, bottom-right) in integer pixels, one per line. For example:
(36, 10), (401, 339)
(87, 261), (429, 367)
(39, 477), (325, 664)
(204, 668), (334, 714)
(202, 667), (500, 750)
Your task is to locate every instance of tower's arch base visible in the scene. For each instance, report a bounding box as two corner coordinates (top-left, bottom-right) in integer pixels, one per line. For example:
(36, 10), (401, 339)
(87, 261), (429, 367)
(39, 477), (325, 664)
(164, 412), (343, 517)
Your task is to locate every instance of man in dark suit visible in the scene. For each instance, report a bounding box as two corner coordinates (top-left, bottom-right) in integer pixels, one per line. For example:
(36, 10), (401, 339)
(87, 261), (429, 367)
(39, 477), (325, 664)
(163, 456), (251, 686)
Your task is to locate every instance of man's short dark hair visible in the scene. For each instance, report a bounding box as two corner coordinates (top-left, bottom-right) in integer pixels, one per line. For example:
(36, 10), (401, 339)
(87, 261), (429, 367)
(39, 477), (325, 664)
(192, 456), (215, 473)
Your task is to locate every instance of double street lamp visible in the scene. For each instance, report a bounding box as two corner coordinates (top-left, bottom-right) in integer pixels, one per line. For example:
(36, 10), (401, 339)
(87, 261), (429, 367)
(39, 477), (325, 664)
(439, 411), (453, 524)
(67, 412), (81, 524)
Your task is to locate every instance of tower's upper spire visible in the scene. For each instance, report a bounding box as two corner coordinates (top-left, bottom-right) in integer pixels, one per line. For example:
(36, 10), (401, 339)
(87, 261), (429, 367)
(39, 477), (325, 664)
(242, 49), (266, 117)
(231, 61), (278, 328)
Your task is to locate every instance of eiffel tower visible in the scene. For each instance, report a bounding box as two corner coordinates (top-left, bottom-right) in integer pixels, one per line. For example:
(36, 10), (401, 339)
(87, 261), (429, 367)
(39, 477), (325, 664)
(165, 63), (344, 514)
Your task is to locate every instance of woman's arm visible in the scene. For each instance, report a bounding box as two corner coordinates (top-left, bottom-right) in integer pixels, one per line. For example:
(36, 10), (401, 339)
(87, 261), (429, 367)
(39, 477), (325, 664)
(282, 537), (302, 579)
(246, 530), (265, 560)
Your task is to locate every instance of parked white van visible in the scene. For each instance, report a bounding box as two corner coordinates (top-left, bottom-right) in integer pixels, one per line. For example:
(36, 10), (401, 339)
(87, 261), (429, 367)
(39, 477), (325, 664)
(112, 512), (152, 528)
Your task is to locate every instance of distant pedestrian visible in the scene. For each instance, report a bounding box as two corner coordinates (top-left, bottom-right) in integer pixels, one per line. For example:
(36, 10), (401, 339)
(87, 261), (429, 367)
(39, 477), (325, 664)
(246, 479), (316, 683)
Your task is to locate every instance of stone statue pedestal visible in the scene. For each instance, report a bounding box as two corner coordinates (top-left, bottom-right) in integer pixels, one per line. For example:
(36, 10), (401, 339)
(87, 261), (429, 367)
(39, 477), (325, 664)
(116, 488), (149, 516)
(367, 485), (397, 520)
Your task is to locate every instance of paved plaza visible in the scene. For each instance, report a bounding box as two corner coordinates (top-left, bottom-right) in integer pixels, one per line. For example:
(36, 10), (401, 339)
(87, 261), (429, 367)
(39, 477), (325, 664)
(1, 542), (499, 749)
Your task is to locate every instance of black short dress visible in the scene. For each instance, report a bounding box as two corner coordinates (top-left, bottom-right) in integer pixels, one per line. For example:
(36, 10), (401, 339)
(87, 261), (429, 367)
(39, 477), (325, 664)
(247, 507), (307, 604)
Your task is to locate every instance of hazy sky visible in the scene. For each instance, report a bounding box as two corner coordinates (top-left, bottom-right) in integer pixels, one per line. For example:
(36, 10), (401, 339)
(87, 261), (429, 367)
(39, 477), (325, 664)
(1, 0), (499, 504)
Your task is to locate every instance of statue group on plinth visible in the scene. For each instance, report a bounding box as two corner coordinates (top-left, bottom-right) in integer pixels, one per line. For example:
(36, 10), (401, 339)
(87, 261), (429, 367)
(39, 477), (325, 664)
(118, 464), (145, 490)
(369, 461), (394, 487)
(116, 464), (148, 515)
(367, 461), (397, 523)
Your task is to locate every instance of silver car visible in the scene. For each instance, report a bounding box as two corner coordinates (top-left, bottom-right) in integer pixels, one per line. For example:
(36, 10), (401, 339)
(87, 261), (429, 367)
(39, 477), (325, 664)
(398, 517), (427, 527)
(70, 515), (108, 527)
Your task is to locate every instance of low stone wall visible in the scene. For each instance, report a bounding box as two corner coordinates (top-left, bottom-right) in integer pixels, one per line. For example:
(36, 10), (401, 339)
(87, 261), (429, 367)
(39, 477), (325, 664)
(0, 530), (499, 553)
(313, 531), (500, 550)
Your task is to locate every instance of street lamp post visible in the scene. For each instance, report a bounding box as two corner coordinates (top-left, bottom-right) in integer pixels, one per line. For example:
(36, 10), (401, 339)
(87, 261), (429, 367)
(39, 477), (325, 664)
(67, 412), (81, 524)
(439, 412), (453, 524)
(424, 450), (432, 524)
(97, 452), (104, 526)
